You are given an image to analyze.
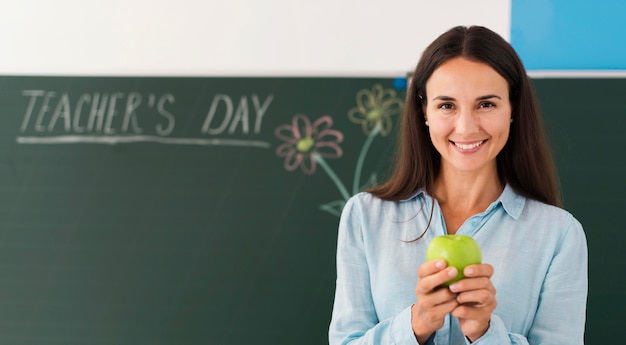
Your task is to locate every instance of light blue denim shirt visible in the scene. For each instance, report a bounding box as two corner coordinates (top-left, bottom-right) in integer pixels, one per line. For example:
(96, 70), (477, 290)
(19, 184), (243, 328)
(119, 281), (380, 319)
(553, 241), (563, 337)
(329, 184), (587, 345)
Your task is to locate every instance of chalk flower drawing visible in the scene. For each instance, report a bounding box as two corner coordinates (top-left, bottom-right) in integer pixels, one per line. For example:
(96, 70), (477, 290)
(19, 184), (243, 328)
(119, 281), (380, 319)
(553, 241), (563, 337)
(274, 114), (344, 174)
(348, 84), (403, 137)
(274, 84), (404, 217)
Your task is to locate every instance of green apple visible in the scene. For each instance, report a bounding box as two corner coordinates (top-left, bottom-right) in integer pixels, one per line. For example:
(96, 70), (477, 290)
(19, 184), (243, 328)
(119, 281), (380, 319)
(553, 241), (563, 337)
(425, 234), (482, 286)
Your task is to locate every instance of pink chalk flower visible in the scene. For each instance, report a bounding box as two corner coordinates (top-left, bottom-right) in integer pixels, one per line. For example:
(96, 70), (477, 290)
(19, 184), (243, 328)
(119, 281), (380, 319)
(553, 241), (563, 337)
(275, 114), (344, 174)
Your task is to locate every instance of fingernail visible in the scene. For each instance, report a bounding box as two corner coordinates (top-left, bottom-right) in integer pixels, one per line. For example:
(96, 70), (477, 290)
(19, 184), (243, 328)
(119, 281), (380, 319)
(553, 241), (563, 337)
(435, 260), (445, 269)
(465, 267), (474, 276)
(449, 283), (458, 292)
(448, 267), (458, 277)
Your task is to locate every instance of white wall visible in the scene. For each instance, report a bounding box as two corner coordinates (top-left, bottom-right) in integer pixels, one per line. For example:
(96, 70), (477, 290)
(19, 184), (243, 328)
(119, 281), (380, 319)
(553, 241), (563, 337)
(0, 0), (510, 76)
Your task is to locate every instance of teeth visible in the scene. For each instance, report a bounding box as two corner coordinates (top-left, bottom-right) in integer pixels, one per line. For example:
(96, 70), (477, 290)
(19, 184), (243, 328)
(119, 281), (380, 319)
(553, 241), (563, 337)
(455, 141), (484, 150)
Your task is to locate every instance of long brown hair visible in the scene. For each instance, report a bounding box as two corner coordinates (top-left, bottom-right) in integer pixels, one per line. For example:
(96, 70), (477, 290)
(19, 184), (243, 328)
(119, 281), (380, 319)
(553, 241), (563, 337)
(368, 26), (561, 207)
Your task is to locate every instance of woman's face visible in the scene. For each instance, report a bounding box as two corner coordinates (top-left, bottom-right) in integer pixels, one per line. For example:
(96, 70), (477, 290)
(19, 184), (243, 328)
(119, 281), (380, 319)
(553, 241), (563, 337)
(424, 57), (512, 177)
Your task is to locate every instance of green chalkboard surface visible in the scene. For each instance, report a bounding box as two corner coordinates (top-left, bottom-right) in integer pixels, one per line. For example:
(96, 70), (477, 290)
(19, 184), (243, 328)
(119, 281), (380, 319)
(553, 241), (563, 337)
(532, 78), (626, 344)
(0, 76), (403, 344)
(0, 76), (623, 344)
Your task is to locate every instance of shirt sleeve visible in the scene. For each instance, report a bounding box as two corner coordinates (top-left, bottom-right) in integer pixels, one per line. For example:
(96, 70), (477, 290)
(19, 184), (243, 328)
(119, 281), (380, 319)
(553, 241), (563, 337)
(466, 315), (529, 345)
(328, 196), (422, 345)
(469, 213), (588, 345)
(525, 214), (587, 344)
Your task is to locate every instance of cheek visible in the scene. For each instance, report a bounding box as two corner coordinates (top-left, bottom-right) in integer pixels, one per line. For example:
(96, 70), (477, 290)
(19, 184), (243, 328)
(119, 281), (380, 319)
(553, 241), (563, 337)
(427, 124), (452, 150)
(491, 122), (512, 146)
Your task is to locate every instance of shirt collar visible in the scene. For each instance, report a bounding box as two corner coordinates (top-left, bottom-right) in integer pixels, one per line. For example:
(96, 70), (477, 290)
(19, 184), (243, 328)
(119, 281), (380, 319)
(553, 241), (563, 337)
(399, 190), (425, 202)
(493, 183), (525, 220)
(399, 183), (525, 220)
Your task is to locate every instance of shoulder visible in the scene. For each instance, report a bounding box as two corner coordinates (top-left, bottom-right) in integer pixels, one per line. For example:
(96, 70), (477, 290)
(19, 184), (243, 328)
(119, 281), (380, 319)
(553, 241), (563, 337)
(344, 192), (386, 209)
(503, 185), (582, 231)
(347, 191), (381, 205)
(337, 193), (385, 244)
(342, 191), (425, 219)
(338, 191), (431, 248)
(500, 185), (586, 247)
(520, 197), (586, 243)
(524, 198), (581, 226)
(340, 192), (387, 223)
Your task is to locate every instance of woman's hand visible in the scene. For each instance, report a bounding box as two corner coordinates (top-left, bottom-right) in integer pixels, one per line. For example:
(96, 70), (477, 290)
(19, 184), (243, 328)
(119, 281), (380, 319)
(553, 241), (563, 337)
(448, 263), (497, 342)
(411, 259), (460, 343)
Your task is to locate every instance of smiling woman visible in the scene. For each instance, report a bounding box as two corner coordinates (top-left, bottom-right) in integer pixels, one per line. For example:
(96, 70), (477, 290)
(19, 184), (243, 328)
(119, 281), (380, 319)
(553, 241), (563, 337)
(423, 57), (512, 179)
(329, 25), (587, 345)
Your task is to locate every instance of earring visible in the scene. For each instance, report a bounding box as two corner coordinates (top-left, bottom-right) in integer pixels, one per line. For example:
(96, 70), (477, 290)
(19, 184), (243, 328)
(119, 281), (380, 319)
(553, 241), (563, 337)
(510, 118), (514, 123)
(425, 121), (429, 127)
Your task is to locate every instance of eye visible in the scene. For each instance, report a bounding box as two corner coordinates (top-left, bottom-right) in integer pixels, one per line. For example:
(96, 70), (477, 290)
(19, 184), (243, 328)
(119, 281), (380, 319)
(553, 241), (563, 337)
(437, 103), (455, 110)
(478, 101), (496, 109)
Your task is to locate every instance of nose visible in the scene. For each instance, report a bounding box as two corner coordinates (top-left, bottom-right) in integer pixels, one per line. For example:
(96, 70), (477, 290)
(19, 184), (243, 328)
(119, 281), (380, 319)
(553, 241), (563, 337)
(455, 107), (480, 134)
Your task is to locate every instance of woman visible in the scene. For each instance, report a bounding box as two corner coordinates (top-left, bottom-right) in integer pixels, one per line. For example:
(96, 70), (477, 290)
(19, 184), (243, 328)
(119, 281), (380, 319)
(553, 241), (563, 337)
(329, 26), (587, 345)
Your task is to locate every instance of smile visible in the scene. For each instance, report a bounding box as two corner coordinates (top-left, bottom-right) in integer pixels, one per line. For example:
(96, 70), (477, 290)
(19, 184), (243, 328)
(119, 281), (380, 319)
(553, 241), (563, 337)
(452, 140), (486, 150)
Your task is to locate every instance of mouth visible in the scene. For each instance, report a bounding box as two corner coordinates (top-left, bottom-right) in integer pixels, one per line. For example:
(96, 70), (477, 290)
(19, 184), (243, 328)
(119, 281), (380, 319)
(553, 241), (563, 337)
(450, 139), (487, 151)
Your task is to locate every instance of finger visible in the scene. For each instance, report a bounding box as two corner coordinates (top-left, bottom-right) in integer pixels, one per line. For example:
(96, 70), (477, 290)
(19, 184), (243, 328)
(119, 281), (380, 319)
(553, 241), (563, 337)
(417, 286), (458, 309)
(449, 277), (496, 294)
(417, 266), (459, 292)
(430, 298), (460, 316)
(463, 263), (494, 279)
(415, 296), (460, 323)
(451, 303), (489, 320)
(418, 259), (447, 278)
(451, 295), (497, 319)
(455, 289), (496, 307)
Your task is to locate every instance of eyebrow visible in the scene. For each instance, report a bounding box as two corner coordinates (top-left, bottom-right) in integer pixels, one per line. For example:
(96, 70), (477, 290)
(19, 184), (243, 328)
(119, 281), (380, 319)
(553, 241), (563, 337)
(432, 94), (502, 101)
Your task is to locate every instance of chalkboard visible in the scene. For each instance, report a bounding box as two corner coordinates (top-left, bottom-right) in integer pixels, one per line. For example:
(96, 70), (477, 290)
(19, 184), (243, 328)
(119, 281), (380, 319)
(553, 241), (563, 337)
(531, 78), (626, 344)
(0, 76), (403, 344)
(0, 76), (623, 344)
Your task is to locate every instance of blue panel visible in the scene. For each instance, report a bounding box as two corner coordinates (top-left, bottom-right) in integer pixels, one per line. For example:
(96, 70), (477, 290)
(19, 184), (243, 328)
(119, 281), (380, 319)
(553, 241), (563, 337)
(511, 0), (626, 70)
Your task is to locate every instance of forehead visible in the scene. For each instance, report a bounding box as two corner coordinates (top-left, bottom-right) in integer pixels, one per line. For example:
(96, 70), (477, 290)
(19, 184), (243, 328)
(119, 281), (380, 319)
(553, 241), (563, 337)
(426, 57), (508, 97)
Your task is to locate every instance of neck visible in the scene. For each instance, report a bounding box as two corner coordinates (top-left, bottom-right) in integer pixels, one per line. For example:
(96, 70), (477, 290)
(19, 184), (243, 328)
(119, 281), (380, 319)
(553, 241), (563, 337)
(432, 166), (505, 234)
(433, 166), (504, 212)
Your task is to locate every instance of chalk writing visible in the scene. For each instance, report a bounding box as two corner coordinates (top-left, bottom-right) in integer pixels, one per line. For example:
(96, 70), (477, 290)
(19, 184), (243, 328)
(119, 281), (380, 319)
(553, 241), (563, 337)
(20, 90), (174, 135)
(17, 90), (275, 148)
(201, 94), (273, 135)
